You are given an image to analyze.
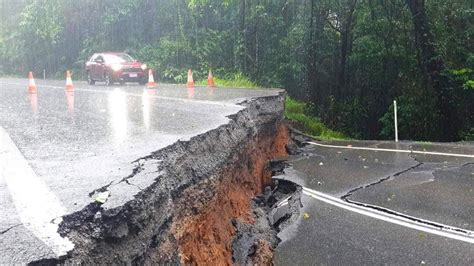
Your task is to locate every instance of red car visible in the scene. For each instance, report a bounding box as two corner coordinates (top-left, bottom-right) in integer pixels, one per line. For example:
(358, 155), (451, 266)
(85, 52), (148, 86)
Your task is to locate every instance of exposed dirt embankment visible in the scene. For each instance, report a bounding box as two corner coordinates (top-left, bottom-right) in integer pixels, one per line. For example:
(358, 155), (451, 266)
(46, 93), (291, 265)
(170, 123), (288, 265)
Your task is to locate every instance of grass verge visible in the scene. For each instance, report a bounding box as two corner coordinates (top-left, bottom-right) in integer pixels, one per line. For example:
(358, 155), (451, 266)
(285, 97), (348, 140)
(195, 73), (258, 88)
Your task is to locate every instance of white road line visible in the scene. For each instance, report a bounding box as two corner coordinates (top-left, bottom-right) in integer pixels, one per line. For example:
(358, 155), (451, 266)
(0, 81), (242, 108)
(0, 127), (74, 255)
(307, 141), (474, 158)
(302, 187), (474, 243)
(277, 196), (291, 207)
(277, 199), (289, 207)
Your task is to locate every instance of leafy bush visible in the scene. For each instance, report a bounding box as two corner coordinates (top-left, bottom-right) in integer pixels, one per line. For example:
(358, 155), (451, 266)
(379, 95), (440, 141)
(328, 98), (371, 140)
(449, 68), (474, 90)
(195, 72), (257, 88)
(285, 97), (348, 140)
(460, 128), (474, 141)
(134, 37), (195, 83)
(285, 97), (305, 114)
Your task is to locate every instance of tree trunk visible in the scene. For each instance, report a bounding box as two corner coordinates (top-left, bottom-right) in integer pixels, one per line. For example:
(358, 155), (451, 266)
(307, 0), (317, 101)
(336, 0), (357, 100)
(406, 0), (457, 141)
(239, 0), (247, 73)
(307, 0), (329, 105)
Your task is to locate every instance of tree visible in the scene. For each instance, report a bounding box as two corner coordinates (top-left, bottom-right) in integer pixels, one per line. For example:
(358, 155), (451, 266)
(406, 0), (458, 141)
(0, 0), (472, 141)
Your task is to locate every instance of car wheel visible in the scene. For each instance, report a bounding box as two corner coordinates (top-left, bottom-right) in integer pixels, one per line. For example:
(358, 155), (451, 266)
(87, 72), (95, 85)
(138, 78), (147, 85)
(119, 80), (126, 86)
(104, 73), (113, 86)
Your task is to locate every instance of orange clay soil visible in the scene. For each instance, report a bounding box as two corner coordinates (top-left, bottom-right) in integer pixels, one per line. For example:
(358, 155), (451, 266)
(171, 123), (289, 265)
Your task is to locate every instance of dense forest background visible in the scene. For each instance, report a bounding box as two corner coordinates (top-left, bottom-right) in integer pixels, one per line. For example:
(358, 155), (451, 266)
(0, 0), (473, 141)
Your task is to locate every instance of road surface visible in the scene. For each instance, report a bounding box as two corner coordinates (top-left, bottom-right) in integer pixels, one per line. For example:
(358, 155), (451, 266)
(0, 77), (281, 263)
(1, 77), (473, 264)
(274, 140), (474, 265)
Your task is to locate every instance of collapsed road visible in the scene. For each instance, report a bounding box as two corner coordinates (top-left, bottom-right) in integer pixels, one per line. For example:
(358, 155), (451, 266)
(0, 78), (300, 264)
(1, 77), (473, 264)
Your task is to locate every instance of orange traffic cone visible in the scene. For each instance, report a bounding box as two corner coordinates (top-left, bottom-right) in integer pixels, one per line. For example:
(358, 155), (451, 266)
(207, 70), (215, 87)
(28, 72), (37, 94)
(65, 70), (74, 92)
(147, 69), (157, 88)
(187, 69), (195, 88)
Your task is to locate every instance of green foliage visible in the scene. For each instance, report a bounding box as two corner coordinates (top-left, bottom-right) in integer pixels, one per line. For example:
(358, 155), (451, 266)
(0, 0), (472, 141)
(460, 128), (474, 141)
(466, 80), (474, 89)
(187, 0), (232, 9)
(379, 95), (440, 141)
(317, 97), (372, 140)
(285, 97), (306, 115)
(285, 98), (348, 140)
(449, 68), (474, 90)
(134, 37), (195, 83)
(195, 72), (257, 88)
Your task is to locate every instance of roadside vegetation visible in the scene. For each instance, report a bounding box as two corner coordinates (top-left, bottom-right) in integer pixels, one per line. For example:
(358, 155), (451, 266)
(195, 72), (257, 88)
(194, 74), (344, 138)
(0, 0), (472, 141)
(285, 98), (348, 140)
(200, 73), (345, 139)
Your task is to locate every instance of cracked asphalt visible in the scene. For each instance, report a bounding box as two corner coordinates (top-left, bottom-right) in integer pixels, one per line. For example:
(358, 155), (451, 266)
(0, 78), (281, 264)
(275, 140), (474, 265)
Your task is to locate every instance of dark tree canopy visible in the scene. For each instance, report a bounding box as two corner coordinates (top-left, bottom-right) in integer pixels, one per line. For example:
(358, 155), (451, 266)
(0, 0), (473, 141)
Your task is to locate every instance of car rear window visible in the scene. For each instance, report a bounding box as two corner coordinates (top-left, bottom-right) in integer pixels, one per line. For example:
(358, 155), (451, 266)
(103, 54), (134, 63)
(89, 54), (99, 62)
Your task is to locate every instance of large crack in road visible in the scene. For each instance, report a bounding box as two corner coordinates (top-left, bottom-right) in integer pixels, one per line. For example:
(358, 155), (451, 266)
(28, 93), (296, 265)
(340, 154), (424, 200)
(339, 152), (472, 234)
(273, 133), (474, 241)
(2, 78), (472, 264)
(0, 224), (22, 235)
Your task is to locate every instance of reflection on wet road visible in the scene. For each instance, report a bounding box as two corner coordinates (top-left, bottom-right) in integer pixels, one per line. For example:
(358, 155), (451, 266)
(108, 88), (128, 145)
(0, 78), (281, 263)
(0, 127), (74, 256)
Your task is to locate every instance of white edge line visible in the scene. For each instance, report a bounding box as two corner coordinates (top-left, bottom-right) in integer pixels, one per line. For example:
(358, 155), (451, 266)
(277, 196), (291, 207)
(307, 141), (474, 158)
(302, 187), (474, 243)
(346, 198), (474, 234)
(0, 127), (74, 255)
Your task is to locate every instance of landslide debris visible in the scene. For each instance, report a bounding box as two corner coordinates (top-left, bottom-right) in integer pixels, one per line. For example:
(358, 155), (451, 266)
(232, 179), (302, 265)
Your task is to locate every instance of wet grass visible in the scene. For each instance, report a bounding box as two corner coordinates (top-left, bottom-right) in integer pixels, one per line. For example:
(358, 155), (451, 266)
(195, 73), (258, 88)
(285, 97), (348, 140)
(414, 141), (434, 151)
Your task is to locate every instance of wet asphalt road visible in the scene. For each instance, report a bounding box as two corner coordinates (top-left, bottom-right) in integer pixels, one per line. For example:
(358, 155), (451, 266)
(275, 140), (474, 265)
(0, 78), (280, 263)
(1, 77), (473, 264)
